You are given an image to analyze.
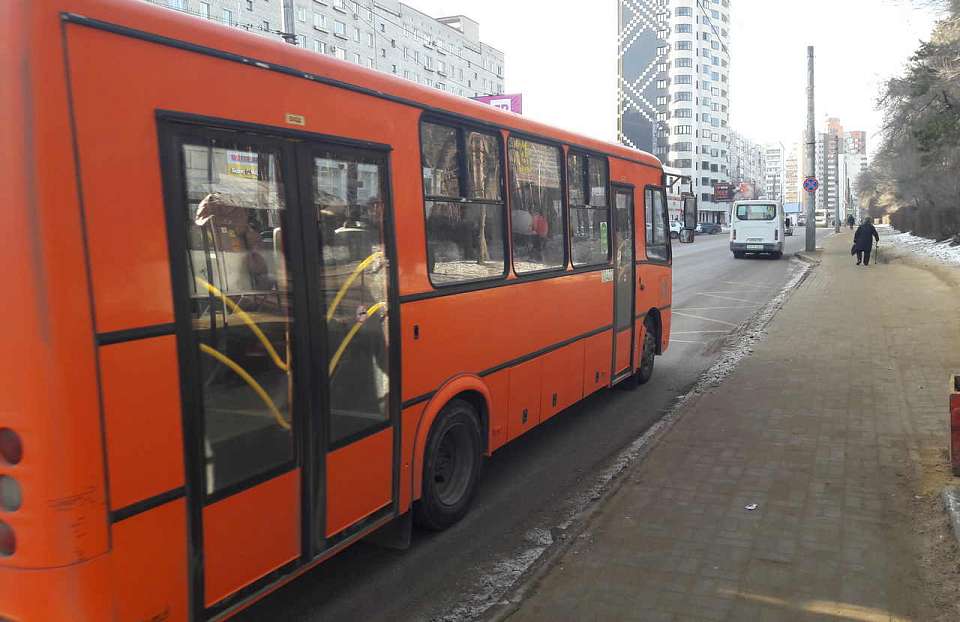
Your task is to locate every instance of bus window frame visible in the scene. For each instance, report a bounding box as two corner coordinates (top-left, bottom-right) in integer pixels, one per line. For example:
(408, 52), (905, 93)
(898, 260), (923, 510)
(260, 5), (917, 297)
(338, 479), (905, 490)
(642, 184), (672, 265)
(566, 149), (613, 269)
(505, 132), (570, 278)
(419, 113), (510, 289)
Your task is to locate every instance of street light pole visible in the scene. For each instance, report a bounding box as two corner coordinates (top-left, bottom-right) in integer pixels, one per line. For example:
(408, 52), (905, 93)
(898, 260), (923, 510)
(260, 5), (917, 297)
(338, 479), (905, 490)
(804, 46), (817, 252)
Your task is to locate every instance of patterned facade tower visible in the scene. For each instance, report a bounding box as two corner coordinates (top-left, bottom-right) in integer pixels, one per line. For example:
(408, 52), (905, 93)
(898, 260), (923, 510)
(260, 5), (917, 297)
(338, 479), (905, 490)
(618, 0), (733, 224)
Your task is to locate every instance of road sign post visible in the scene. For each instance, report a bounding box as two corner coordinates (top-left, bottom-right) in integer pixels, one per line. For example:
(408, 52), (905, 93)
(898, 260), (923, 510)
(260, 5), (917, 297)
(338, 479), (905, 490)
(803, 177), (819, 194)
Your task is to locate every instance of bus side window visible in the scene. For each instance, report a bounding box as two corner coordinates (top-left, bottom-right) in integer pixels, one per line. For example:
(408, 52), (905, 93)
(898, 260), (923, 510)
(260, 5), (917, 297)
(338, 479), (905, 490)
(508, 137), (565, 274)
(645, 187), (669, 262)
(568, 152), (610, 267)
(421, 121), (506, 284)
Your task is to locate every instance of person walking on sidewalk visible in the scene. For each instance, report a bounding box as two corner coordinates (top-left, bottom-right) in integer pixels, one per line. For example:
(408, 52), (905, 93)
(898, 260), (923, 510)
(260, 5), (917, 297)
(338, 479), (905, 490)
(847, 214), (855, 230)
(853, 217), (880, 266)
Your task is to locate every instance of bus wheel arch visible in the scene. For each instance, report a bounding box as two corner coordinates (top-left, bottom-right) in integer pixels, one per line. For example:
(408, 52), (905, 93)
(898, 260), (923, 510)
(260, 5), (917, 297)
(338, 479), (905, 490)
(645, 308), (664, 355)
(411, 376), (490, 512)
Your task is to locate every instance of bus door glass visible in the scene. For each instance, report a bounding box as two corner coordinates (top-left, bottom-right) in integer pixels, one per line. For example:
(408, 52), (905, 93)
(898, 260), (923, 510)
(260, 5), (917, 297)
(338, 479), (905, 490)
(302, 145), (396, 545)
(163, 125), (397, 611)
(167, 129), (305, 609)
(612, 185), (636, 379)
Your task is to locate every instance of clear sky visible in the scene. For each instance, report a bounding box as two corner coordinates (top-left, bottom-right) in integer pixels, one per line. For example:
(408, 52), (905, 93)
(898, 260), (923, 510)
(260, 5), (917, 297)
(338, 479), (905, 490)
(409, 0), (941, 155)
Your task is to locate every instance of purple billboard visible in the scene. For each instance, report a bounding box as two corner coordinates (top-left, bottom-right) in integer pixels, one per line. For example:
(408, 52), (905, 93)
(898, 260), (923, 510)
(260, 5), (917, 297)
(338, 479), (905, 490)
(472, 94), (523, 115)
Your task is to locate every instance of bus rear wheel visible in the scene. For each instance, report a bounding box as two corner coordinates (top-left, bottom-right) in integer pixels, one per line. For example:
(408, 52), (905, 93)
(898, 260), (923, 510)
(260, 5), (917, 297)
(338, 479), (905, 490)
(414, 399), (482, 531)
(635, 319), (657, 386)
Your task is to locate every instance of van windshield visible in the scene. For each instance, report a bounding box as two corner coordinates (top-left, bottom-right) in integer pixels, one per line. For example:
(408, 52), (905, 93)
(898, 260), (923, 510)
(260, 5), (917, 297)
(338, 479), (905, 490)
(735, 204), (776, 221)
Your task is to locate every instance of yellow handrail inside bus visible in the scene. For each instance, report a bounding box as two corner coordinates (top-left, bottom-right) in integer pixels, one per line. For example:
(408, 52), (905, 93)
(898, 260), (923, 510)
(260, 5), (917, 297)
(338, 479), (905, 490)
(197, 277), (289, 373)
(326, 251), (384, 322)
(328, 302), (386, 376)
(199, 344), (291, 431)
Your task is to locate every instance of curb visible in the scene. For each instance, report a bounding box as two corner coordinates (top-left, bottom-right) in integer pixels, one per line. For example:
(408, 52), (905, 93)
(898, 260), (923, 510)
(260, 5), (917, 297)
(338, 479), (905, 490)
(479, 258), (819, 622)
(942, 486), (960, 548)
(794, 250), (823, 265)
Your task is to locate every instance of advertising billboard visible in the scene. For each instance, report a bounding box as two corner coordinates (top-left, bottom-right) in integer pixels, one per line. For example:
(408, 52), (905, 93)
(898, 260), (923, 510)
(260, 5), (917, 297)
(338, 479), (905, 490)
(713, 182), (734, 202)
(472, 94), (523, 115)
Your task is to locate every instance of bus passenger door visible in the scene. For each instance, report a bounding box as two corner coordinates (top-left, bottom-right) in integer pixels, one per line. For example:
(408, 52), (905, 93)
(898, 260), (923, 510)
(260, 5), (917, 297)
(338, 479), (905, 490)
(298, 145), (398, 549)
(611, 185), (636, 381)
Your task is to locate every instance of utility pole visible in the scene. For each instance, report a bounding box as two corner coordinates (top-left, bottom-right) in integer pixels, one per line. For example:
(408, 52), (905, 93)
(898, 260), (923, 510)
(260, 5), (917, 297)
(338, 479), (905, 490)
(833, 134), (841, 233)
(804, 46), (817, 252)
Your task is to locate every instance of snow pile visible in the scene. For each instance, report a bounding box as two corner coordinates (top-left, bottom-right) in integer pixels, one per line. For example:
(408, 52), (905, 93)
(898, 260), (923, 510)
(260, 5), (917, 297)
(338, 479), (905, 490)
(881, 226), (960, 267)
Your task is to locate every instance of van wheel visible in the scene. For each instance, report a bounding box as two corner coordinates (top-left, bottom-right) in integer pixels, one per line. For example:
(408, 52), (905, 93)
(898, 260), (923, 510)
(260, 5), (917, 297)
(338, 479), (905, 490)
(414, 399), (482, 531)
(772, 251), (783, 259)
(733, 251), (745, 259)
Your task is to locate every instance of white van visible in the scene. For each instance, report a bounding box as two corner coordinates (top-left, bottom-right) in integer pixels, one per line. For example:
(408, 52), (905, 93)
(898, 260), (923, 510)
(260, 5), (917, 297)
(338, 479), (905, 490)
(730, 200), (784, 259)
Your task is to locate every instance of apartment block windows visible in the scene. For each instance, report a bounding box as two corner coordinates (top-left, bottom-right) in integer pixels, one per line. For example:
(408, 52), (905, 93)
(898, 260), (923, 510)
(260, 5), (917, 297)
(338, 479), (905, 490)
(676, 41), (693, 51)
(313, 40), (326, 53)
(222, 8), (233, 25)
(676, 58), (693, 68)
(334, 20), (346, 37)
(675, 75), (692, 85)
(314, 14), (325, 29)
(656, 79), (668, 89)
(675, 125), (692, 135)
(199, 2), (210, 18)
(674, 109), (693, 119)
(656, 96), (668, 105)
(675, 91), (693, 102)
(296, 6), (306, 22)
(677, 24), (693, 33)
(353, 27), (361, 42)
(676, 7), (693, 15)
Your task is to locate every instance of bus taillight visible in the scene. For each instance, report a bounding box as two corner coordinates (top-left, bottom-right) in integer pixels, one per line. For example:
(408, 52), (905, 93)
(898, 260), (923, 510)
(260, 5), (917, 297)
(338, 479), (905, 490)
(0, 520), (14, 557)
(0, 429), (21, 465)
(0, 477), (20, 512)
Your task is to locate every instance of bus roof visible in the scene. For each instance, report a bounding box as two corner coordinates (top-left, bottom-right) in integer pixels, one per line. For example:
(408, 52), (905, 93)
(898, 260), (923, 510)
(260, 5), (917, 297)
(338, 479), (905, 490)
(57, 0), (661, 170)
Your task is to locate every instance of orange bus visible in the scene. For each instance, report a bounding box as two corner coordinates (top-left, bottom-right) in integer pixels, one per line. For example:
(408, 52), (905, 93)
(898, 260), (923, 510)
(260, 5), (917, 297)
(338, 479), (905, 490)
(1, 1), (684, 619)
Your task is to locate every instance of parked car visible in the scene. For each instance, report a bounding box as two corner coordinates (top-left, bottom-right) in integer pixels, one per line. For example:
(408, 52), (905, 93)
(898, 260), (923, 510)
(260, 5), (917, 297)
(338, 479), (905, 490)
(670, 220), (683, 239)
(784, 217), (794, 236)
(695, 222), (723, 234)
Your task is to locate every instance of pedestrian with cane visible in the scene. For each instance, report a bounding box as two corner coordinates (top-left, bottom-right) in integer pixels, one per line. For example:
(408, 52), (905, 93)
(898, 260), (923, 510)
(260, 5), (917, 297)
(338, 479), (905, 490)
(852, 217), (880, 266)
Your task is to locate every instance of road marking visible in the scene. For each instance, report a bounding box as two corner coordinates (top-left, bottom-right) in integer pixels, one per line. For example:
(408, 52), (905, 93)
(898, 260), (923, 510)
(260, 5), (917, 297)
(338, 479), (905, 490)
(671, 330), (729, 334)
(673, 306), (759, 311)
(697, 292), (759, 304)
(672, 311), (739, 327)
(719, 281), (778, 290)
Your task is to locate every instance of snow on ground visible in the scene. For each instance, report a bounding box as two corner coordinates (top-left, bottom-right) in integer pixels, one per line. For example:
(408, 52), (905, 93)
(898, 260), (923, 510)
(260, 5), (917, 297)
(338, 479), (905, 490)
(879, 225), (960, 267)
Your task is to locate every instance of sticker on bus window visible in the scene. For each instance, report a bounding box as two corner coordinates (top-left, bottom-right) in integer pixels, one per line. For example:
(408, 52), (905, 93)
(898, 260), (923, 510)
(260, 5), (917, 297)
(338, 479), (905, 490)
(600, 221), (608, 254)
(601, 269), (614, 283)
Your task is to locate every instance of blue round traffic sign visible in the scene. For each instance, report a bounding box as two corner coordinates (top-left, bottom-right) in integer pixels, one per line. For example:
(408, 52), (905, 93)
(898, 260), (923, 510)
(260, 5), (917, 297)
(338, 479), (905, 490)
(803, 177), (819, 193)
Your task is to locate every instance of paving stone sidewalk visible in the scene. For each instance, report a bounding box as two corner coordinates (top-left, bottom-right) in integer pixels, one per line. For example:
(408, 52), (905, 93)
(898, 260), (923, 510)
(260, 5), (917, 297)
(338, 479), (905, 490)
(504, 233), (960, 622)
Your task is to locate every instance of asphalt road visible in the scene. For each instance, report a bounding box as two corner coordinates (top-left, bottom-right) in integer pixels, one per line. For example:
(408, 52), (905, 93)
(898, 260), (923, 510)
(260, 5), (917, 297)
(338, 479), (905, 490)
(236, 229), (827, 622)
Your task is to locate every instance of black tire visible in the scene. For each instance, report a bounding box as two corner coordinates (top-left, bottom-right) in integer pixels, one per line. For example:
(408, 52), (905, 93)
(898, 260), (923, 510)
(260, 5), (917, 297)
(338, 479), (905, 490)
(771, 251), (783, 259)
(414, 399), (482, 531)
(670, 231), (679, 240)
(636, 319), (657, 385)
(733, 251), (745, 259)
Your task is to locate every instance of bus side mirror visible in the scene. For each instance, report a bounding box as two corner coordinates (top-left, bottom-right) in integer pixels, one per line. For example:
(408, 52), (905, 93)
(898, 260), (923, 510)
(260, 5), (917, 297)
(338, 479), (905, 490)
(681, 195), (698, 243)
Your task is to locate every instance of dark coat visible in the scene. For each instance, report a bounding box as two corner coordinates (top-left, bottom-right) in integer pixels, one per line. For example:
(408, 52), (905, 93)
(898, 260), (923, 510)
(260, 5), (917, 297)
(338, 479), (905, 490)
(853, 223), (880, 252)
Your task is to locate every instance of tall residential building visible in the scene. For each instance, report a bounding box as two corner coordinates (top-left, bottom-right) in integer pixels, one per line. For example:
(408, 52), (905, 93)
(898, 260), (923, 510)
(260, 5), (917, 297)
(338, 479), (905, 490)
(142, 0), (505, 99)
(619, 0), (733, 224)
(783, 142), (802, 205)
(763, 142), (785, 203)
(728, 130), (765, 196)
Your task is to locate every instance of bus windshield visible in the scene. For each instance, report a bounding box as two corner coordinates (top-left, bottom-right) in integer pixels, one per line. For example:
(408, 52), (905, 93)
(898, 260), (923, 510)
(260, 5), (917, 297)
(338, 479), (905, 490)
(735, 204), (777, 221)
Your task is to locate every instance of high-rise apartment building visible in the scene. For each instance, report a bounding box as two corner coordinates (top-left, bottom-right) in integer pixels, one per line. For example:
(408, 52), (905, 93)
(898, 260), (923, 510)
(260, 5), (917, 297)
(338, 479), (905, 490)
(619, 0), (733, 223)
(728, 130), (765, 196)
(783, 142), (802, 205)
(142, 0), (505, 99)
(763, 142), (785, 203)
